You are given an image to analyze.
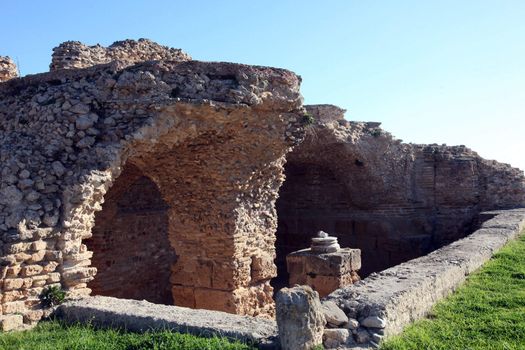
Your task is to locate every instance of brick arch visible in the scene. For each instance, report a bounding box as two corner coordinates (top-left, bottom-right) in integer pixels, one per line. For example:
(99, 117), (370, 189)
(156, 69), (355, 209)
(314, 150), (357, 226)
(85, 162), (175, 304)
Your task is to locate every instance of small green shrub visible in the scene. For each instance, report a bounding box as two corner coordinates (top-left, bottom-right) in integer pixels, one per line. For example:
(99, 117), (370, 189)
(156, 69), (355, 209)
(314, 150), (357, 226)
(302, 113), (315, 125)
(39, 286), (66, 307)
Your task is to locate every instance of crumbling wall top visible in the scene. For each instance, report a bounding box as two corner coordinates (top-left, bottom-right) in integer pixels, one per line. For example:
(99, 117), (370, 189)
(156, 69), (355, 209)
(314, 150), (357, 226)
(0, 56), (18, 83)
(50, 38), (192, 71)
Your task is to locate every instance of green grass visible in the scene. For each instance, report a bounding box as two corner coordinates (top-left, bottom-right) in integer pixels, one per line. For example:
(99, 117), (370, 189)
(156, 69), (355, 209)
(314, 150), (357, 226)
(0, 320), (255, 350)
(381, 232), (525, 350)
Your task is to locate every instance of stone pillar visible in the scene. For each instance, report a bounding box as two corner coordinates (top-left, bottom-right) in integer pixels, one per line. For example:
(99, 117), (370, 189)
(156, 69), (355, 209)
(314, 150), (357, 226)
(286, 231), (361, 297)
(276, 285), (325, 350)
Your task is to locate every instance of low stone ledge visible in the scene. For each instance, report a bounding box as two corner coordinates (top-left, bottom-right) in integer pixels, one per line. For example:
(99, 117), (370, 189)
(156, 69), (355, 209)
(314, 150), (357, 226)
(54, 296), (278, 347)
(324, 208), (525, 349)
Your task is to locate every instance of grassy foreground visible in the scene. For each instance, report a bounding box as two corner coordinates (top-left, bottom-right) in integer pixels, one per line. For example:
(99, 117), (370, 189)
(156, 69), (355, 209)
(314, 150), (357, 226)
(0, 320), (255, 350)
(381, 232), (525, 350)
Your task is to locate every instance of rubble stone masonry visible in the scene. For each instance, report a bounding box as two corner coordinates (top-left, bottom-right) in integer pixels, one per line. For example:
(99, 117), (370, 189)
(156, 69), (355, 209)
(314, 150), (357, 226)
(0, 40), (523, 330)
(0, 40), (305, 328)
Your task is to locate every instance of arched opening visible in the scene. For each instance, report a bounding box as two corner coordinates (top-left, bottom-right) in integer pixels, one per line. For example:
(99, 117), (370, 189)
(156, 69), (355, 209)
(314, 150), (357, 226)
(272, 159), (466, 290)
(85, 163), (176, 304)
(273, 162), (356, 289)
(273, 160), (432, 290)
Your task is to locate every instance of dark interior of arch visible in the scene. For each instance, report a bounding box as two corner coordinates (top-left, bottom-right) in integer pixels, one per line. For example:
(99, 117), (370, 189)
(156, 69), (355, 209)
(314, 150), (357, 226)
(86, 163), (176, 304)
(273, 160), (479, 288)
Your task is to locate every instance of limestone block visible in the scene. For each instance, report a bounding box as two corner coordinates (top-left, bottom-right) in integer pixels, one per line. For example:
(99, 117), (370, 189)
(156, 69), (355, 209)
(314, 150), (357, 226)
(24, 309), (44, 323)
(3, 301), (27, 314)
(31, 240), (47, 251)
(6, 266), (21, 277)
(42, 261), (59, 273)
(3, 278), (24, 291)
(321, 300), (348, 327)
(250, 254), (277, 282)
(22, 278), (33, 288)
(28, 250), (46, 263)
(323, 328), (350, 349)
(275, 286), (325, 350)
(170, 260), (213, 289)
(21, 264), (43, 277)
(0, 315), (23, 331)
(361, 315), (386, 328)
(47, 272), (61, 283)
(287, 248), (361, 297)
(211, 263), (236, 290)
(14, 252), (32, 262)
(305, 275), (345, 297)
(3, 290), (23, 302)
(62, 267), (96, 282)
(67, 287), (92, 298)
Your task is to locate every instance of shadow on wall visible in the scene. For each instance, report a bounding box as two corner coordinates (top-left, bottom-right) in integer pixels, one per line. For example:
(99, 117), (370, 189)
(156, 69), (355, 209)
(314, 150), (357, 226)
(273, 159), (481, 284)
(85, 163), (176, 305)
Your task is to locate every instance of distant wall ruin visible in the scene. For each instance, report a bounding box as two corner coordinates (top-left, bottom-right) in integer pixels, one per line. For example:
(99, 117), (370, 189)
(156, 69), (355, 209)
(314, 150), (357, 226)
(0, 39), (524, 331)
(0, 56), (18, 83)
(50, 39), (191, 71)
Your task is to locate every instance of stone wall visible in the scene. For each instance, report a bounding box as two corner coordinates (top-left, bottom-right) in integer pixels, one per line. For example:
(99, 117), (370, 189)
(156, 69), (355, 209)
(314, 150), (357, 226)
(0, 56), (18, 82)
(275, 105), (525, 277)
(0, 40), (305, 329)
(50, 39), (191, 71)
(320, 209), (525, 349)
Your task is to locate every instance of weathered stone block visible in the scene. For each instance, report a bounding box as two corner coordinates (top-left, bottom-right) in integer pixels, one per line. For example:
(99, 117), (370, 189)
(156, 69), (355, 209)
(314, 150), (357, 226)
(42, 261), (59, 273)
(323, 328), (350, 349)
(31, 240), (47, 251)
(6, 266), (21, 277)
(3, 278), (24, 291)
(0, 315), (23, 331)
(3, 301), (26, 314)
(287, 248), (361, 297)
(321, 300), (348, 327)
(3, 290), (23, 302)
(276, 286), (325, 350)
(250, 254), (277, 282)
(24, 309), (44, 323)
(21, 265), (43, 277)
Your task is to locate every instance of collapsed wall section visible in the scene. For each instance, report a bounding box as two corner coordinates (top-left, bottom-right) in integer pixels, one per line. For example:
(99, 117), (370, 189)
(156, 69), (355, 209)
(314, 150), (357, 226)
(0, 48), (305, 329)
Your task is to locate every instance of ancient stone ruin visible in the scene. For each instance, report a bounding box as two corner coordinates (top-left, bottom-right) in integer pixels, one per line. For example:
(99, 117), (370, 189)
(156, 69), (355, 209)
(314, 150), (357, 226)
(0, 57), (18, 83)
(0, 39), (524, 344)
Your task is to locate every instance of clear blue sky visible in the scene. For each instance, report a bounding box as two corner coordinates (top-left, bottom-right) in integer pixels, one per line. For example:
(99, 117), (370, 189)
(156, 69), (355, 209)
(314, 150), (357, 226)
(2, 1), (524, 170)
